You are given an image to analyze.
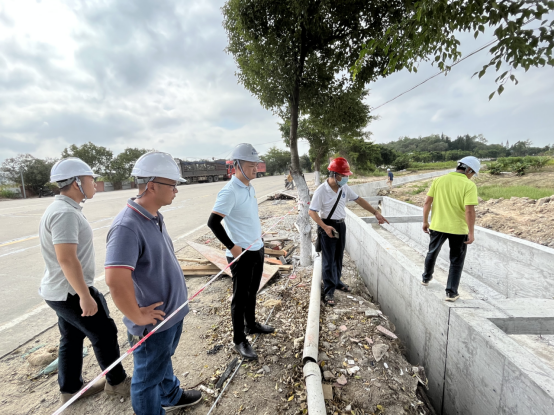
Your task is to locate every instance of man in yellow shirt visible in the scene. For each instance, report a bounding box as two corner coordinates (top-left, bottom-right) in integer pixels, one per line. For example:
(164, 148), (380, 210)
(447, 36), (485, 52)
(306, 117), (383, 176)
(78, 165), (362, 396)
(421, 157), (480, 302)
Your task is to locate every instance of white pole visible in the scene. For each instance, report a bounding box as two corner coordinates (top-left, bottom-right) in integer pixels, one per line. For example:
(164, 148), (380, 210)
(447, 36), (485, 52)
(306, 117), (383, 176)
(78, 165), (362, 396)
(20, 170), (26, 199)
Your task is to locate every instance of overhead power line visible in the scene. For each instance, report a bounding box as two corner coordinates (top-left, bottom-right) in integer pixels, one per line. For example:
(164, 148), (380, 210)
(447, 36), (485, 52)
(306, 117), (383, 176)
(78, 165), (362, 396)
(371, 18), (537, 111)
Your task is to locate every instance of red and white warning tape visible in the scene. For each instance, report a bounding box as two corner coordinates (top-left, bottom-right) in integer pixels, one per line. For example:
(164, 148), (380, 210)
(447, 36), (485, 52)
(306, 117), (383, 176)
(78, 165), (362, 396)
(53, 200), (302, 415)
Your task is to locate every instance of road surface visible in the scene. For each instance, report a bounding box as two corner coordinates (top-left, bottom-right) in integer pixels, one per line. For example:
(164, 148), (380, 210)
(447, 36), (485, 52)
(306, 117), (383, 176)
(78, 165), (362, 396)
(0, 174), (296, 357)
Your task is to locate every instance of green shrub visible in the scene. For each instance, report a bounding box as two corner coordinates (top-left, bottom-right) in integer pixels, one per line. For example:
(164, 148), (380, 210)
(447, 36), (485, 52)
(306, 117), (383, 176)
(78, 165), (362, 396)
(392, 154), (411, 171)
(513, 162), (530, 176)
(486, 162), (503, 175)
(0, 188), (18, 198)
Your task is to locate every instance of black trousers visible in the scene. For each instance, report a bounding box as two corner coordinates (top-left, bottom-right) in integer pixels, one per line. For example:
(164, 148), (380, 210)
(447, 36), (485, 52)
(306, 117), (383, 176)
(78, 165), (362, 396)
(319, 220), (347, 298)
(227, 248), (264, 344)
(422, 230), (468, 295)
(45, 286), (127, 393)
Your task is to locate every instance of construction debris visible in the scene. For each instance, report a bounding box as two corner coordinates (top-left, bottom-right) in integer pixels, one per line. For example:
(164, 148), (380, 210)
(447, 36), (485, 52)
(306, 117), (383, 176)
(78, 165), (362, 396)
(267, 192), (296, 201)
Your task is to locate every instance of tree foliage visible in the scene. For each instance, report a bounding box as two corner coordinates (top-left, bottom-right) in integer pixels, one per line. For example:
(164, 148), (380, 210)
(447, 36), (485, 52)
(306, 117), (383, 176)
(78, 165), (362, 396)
(353, 0), (554, 98)
(261, 147), (292, 175)
(1, 154), (56, 193)
(104, 148), (150, 188)
(61, 142), (113, 176)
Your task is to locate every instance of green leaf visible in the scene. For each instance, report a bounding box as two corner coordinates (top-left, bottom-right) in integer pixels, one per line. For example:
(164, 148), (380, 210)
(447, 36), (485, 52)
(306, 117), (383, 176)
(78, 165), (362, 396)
(498, 84), (505, 95)
(489, 91), (495, 101)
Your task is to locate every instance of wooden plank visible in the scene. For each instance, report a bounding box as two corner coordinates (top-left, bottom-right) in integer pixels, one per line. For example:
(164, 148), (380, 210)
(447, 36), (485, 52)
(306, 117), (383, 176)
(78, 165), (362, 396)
(183, 270), (222, 276)
(181, 265), (221, 272)
(177, 258), (211, 264)
(361, 215), (423, 224)
(187, 240), (279, 292)
(265, 247), (286, 256)
(264, 258), (283, 265)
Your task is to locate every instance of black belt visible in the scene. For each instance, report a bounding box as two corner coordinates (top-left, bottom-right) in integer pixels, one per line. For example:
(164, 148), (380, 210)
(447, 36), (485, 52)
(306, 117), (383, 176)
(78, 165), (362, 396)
(322, 218), (345, 224)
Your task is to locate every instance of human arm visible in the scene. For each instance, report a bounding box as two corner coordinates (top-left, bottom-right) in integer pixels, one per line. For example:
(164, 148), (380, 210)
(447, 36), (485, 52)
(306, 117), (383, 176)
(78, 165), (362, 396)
(207, 211), (243, 258)
(308, 209), (336, 238)
(422, 196), (433, 233)
(354, 198), (390, 224)
(105, 268), (165, 326)
(54, 243), (97, 316)
(465, 205), (476, 244)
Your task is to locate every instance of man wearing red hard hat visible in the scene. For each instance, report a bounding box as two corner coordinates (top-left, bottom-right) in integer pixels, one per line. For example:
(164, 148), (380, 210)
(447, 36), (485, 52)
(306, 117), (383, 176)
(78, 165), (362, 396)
(309, 157), (389, 306)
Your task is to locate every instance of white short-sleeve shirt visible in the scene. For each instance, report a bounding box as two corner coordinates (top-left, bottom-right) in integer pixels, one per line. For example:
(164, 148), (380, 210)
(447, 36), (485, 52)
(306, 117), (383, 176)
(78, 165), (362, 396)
(310, 181), (359, 220)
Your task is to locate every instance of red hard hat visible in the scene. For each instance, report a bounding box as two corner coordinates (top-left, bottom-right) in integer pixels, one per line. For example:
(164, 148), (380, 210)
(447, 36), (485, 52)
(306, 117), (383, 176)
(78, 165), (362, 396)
(327, 157), (353, 176)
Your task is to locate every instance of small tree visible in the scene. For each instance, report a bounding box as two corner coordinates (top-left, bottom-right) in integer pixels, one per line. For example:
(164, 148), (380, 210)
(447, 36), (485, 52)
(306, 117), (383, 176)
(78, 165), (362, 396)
(105, 148), (150, 189)
(1, 154), (56, 194)
(261, 147), (291, 175)
(61, 142), (113, 176)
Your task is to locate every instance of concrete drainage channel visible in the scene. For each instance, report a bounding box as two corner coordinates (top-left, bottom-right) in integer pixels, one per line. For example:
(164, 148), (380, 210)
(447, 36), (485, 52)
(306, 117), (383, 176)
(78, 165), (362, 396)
(343, 191), (554, 413)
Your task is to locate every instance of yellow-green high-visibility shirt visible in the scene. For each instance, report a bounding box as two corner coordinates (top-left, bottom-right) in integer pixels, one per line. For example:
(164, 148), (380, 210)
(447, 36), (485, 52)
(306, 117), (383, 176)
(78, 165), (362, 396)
(427, 172), (478, 235)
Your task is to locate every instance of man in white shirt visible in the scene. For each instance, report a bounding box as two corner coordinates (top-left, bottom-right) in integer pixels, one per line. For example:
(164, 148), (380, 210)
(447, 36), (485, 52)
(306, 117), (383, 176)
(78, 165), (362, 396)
(309, 157), (389, 306)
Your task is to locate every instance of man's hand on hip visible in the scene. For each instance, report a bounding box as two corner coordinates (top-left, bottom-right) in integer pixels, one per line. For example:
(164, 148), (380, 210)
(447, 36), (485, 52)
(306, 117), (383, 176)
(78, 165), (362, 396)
(136, 302), (166, 326)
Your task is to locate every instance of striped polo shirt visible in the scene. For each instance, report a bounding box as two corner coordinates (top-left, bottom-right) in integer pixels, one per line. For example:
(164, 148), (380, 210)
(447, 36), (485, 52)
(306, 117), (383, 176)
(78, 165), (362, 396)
(105, 198), (189, 335)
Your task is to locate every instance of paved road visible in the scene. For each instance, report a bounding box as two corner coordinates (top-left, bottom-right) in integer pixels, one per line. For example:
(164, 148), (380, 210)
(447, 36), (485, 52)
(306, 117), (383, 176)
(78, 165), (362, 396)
(0, 174), (295, 357)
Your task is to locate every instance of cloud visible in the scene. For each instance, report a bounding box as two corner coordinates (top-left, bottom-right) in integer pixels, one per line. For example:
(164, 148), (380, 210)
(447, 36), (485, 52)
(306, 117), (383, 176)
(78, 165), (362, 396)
(0, 1), (551, 167)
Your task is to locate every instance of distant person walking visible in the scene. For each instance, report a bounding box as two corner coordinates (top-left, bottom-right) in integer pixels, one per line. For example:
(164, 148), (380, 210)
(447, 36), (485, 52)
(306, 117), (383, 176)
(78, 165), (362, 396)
(105, 152), (201, 414)
(309, 157), (389, 306)
(287, 171), (295, 190)
(387, 168), (394, 189)
(208, 143), (275, 361)
(421, 156), (480, 302)
(39, 158), (130, 405)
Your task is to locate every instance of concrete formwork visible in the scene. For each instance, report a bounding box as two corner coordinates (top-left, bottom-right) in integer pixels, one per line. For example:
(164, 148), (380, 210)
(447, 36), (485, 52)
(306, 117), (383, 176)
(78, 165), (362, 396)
(380, 196), (554, 299)
(344, 201), (554, 414)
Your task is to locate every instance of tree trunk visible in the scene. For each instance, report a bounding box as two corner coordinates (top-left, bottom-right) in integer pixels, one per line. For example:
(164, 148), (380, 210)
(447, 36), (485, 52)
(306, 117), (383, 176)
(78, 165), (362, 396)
(314, 171), (320, 186)
(289, 90), (312, 266)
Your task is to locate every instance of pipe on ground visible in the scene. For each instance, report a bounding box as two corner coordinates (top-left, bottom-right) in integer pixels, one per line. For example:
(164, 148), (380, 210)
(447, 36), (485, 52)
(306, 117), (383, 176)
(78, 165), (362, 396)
(302, 251), (326, 414)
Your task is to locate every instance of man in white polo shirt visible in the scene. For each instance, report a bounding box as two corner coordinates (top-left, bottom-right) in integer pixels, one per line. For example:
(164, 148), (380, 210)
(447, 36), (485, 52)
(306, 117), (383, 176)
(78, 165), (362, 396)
(309, 157), (389, 306)
(208, 143), (274, 361)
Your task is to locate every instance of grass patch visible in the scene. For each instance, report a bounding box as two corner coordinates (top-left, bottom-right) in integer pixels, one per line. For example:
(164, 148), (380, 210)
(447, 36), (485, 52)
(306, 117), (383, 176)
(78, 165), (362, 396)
(409, 182), (429, 195)
(409, 161), (457, 171)
(477, 185), (554, 201)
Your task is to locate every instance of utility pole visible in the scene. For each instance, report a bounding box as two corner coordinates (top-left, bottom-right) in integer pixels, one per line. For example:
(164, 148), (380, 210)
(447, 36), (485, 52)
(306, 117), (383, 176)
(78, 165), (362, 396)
(20, 170), (26, 199)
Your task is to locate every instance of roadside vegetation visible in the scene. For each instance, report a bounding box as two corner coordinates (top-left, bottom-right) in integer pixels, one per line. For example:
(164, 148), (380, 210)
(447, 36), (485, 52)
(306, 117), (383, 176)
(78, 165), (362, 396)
(477, 185), (554, 201)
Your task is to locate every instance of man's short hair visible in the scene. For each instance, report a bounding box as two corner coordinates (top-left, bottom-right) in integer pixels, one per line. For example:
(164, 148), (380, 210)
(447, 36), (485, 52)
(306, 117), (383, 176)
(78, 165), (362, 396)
(457, 162), (473, 173)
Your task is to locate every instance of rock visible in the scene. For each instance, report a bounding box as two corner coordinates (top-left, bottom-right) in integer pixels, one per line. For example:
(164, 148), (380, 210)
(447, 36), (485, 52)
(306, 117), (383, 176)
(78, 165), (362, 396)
(537, 197), (551, 206)
(345, 404), (352, 412)
(347, 366), (360, 375)
(365, 337), (373, 345)
(322, 384), (333, 400)
(27, 349), (57, 367)
(328, 314), (339, 321)
(318, 351), (329, 361)
(323, 370), (335, 381)
(327, 323), (337, 331)
(263, 299), (282, 308)
(478, 197), (484, 203)
(339, 325), (348, 332)
(257, 368), (264, 374)
(376, 325), (398, 340)
(263, 365), (271, 373)
(336, 374), (348, 386)
(271, 356), (279, 363)
(365, 309), (380, 317)
(322, 341), (331, 349)
(350, 338), (360, 343)
(372, 344), (389, 362)
(293, 337), (304, 349)
(182, 372), (190, 377)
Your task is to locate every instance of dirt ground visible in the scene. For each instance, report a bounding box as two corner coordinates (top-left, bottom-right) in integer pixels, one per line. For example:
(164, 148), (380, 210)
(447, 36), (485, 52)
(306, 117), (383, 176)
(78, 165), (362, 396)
(374, 170), (554, 248)
(0, 192), (434, 415)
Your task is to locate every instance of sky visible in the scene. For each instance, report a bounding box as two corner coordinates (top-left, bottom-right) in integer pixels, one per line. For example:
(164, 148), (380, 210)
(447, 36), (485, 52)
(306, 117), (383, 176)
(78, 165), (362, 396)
(0, 0), (552, 165)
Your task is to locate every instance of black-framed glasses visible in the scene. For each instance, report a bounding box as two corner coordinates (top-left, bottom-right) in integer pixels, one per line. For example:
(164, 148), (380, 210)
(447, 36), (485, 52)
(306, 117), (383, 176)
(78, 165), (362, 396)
(151, 181), (178, 190)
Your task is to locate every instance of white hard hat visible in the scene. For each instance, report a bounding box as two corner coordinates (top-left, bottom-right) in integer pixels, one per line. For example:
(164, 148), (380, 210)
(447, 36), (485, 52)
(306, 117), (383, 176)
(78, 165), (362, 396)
(50, 157), (98, 185)
(458, 156), (481, 175)
(230, 143), (263, 163)
(131, 151), (185, 182)
(387, 168), (390, 171)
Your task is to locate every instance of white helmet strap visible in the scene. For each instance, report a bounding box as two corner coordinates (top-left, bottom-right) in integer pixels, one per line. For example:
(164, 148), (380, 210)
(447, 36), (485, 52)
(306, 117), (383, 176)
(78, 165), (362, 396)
(235, 160), (251, 182)
(136, 177), (155, 199)
(57, 176), (87, 203)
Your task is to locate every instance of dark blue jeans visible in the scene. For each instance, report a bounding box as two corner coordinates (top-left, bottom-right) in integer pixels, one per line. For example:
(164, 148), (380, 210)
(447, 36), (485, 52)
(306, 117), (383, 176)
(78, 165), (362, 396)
(129, 320), (184, 415)
(319, 220), (347, 298)
(45, 286), (126, 393)
(422, 230), (468, 295)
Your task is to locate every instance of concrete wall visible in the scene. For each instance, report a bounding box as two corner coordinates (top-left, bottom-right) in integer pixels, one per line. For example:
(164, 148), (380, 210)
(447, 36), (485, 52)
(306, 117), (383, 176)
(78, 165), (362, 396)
(344, 210), (554, 414)
(349, 169), (453, 197)
(380, 197), (554, 299)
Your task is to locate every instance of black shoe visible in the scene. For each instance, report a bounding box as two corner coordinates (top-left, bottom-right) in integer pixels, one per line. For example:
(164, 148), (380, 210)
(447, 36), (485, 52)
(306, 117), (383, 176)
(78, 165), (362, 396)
(421, 278), (433, 286)
(162, 389), (202, 411)
(445, 293), (460, 302)
(245, 322), (275, 335)
(234, 341), (258, 360)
